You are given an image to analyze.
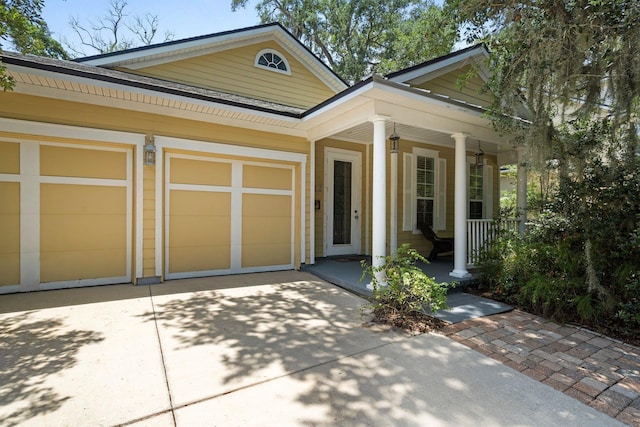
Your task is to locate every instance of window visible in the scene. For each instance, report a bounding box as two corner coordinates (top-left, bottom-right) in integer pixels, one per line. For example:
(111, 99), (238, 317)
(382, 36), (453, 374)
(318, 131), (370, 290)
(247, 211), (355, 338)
(402, 148), (446, 232)
(416, 156), (435, 228)
(469, 164), (484, 219)
(255, 49), (291, 75)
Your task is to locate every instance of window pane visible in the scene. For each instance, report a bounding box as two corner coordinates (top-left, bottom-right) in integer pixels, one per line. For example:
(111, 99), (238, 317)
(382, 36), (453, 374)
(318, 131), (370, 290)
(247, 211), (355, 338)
(470, 201), (483, 219)
(417, 199), (434, 228)
(333, 160), (352, 245)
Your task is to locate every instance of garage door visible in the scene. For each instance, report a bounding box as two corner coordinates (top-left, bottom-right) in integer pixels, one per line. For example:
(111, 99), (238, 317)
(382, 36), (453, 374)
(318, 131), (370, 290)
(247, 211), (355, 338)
(0, 140), (132, 293)
(165, 153), (294, 279)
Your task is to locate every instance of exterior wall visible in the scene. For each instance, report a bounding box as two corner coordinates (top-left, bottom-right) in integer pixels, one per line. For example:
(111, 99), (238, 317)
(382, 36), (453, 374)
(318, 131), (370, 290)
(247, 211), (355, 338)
(125, 41), (336, 109)
(414, 65), (493, 109)
(0, 92), (311, 291)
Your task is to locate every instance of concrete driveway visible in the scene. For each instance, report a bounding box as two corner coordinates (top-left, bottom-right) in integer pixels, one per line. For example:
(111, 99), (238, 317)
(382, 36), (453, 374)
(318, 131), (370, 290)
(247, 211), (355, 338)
(0, 271), (624, 426)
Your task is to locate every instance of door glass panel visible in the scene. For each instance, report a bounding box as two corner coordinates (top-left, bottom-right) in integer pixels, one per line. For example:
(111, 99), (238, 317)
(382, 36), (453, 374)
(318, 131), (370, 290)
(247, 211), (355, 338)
(333, 160), (352, 245)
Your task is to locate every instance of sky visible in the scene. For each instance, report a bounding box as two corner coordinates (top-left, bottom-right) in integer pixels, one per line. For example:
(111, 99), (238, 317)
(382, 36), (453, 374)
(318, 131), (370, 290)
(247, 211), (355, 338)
(42, 0), (262, 56)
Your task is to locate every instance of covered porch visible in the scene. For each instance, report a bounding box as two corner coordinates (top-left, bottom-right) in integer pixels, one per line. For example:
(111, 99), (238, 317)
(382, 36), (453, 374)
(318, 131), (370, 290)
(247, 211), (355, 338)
(301, 74), (529, 279)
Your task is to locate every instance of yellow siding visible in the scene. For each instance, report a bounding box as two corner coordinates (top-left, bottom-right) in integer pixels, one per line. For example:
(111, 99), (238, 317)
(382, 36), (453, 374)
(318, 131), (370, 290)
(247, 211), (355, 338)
(243, 165), (292, 190)
(40, 184), (127, 282)
(415, 65), (493, 108)
(170, 158), (232, 186)
(0, 93), (308, 154)
(242, 194), (291, 267)
(40, 145), (127, 179)
(0, 182), (20, 286)
(143, 164), (155, 278)
(0, 141), (20, 174)
(128, 41), (336, 109)
(168, 190), (231, 273)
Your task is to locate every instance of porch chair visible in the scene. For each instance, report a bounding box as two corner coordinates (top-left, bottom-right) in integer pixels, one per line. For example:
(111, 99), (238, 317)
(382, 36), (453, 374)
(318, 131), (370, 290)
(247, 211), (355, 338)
(419, 224), (454, 261)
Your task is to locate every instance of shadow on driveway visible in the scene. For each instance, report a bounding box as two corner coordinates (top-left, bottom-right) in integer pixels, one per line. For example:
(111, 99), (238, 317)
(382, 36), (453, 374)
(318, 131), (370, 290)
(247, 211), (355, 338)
(0, 312), (104, 427)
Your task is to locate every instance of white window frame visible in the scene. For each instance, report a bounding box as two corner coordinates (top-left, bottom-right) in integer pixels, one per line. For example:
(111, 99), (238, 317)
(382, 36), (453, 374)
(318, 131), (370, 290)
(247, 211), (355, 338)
(254, 48), (291, 75)
(466, 156), (494, 219)
(403, 147), (446, 232)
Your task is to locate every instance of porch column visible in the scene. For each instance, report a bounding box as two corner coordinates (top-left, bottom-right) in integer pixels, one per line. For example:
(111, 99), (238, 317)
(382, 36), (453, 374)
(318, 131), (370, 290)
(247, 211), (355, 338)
(516, 145), (527, 235)
(371, 115), (388, 285)
(389, 142), (398, 254)
(450, 132), (471, 278)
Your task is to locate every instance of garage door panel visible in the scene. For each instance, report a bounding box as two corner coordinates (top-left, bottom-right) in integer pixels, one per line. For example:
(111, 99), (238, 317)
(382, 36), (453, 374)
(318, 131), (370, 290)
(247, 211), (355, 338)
(169, 246), (230, 273)
(40, 249), (127, 283)
(169, 190), (230, 217)
(0, 141), (20, 174)
(41, 184), (127, 215)
(243, 165), (291, 190)
(242, 194), (291, 268)
(0, 182), (21, 286)
(168, 190), (231, 273)
(40, 145), (127, 180)
(40, 182), (128, 283)
(170, 158), (231, 186)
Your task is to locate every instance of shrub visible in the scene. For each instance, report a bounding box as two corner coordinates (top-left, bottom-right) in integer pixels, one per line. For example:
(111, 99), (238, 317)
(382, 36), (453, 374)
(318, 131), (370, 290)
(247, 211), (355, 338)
(360, 244), (449, 321)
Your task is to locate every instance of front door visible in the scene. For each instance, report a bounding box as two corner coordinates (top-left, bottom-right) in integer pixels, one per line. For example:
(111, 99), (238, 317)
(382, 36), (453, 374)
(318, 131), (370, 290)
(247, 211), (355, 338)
(325, 148), (361, 256)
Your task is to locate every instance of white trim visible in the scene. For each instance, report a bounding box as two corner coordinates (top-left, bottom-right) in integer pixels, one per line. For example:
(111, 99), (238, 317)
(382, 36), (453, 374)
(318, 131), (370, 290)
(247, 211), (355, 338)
(254, 48), (292, 75)
(39, 176), (128, 187)
(0, 117), (141, 145)
(0, 174), (20, 182)
(154, 145), (163, 278)
(365, 143), (370, 255)
(20, 143), (40, 290)
(300, 160), (306, 266)
(309, 140), (316, 264)
(230, 162), (243, 272)
(135, 143), (144, 280)
(40, 275), (130, 290)
(155, 135), (307, 164)
(409, 147), (442, 233)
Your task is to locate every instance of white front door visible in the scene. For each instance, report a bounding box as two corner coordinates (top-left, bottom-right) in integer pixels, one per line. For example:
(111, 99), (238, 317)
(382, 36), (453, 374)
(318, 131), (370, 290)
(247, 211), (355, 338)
(325, 148), (362, 256)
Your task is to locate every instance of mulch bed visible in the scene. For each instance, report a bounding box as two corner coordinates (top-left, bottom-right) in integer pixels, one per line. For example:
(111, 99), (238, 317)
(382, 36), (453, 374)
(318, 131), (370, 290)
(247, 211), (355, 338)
(366, 307), (448, 335)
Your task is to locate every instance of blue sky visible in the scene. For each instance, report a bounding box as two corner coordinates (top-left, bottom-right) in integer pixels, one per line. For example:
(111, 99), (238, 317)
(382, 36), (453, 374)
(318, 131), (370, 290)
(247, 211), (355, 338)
(43, 0), (262, 54)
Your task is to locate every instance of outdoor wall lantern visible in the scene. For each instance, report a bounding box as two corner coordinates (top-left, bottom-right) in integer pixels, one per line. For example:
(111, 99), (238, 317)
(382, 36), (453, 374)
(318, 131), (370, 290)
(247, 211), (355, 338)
(475, 140), (484, 167)
(389, 122), (400, 153)
(144, 135), (157, 166)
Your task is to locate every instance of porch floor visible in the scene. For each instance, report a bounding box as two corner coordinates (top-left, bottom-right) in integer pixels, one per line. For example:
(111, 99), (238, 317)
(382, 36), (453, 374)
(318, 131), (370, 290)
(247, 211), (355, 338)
(303, 255), (513, 324)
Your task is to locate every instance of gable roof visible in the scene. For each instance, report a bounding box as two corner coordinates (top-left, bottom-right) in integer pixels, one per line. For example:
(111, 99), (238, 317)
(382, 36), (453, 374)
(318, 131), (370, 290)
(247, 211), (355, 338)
(385, 44), (490, 86)
(76, 23), (348, 94)
(2, 51), (305, 117)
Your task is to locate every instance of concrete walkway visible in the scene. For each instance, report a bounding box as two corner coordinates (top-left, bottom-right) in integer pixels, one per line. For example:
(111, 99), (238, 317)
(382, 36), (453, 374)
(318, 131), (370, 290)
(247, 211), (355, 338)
(0, 271), (626, 426)
(304, 257), (513, 323)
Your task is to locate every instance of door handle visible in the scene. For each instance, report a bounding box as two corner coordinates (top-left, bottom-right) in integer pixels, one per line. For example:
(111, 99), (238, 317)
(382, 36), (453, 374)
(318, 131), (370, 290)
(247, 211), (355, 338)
(354, 210), (359, 220)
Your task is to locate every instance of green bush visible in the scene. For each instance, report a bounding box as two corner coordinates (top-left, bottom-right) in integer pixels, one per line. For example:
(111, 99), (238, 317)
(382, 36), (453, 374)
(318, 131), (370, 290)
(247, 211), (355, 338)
(361, 244), (449, 319)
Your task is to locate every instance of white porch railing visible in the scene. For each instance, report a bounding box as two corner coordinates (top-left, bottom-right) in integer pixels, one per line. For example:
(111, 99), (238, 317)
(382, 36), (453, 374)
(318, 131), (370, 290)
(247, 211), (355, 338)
(467, 218), (520, 266)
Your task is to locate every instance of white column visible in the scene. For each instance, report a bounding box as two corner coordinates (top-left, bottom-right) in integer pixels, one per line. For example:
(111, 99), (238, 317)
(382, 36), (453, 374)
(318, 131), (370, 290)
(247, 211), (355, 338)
(389, 148), (398, 254)
(309, 140), (316, 264)
(371, 116), (388, 286)
(450, 133), (471, 278)
(516, 145), (527, 235)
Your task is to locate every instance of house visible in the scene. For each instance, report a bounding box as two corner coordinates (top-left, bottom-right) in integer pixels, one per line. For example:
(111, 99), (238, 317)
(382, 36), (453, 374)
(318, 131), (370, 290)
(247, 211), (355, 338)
(0, 23), (527, 294)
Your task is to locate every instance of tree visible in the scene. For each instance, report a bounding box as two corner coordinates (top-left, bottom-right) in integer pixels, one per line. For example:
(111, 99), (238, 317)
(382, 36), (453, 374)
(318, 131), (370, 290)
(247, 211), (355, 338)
(1, 0), (68, 90)
(453, 0), (640, 339)
(231, 0), (457, 83)
(447, 0), (640, 167)
(63, 0), (174, 57)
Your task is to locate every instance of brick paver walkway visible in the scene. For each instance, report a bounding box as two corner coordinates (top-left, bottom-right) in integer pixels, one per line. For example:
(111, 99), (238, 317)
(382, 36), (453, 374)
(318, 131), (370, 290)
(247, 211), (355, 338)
(441, 309), (640, 426)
